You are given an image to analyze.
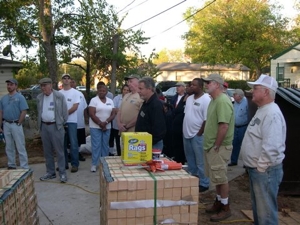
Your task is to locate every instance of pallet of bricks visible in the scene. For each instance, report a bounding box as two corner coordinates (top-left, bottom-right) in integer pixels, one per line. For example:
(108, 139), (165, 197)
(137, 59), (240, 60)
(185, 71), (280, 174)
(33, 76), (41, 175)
(0, 169), (39, 225)
(99, 157), (199, 225)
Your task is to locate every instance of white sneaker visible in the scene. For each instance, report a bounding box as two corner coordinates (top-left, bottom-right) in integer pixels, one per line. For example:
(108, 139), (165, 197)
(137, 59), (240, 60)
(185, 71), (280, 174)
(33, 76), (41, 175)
(90, 165), (96, 172)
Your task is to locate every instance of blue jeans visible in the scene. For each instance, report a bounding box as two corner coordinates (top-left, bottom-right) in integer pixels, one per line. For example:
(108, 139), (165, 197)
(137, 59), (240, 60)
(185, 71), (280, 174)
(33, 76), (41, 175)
(231, 125), (247, 164)
(153, 140), (163, 151)
(183, 135), (209, 188)
(64, 123), (79, 167)
(3, 122), (29, 168)
(247, 164), (283, 225)
(90, 128), (111, 166)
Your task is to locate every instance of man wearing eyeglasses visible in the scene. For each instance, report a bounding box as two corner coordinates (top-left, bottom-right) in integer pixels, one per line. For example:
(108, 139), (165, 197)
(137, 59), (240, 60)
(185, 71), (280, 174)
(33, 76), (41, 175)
(37, 78), (68, 182)
(59, 74), (81, 173)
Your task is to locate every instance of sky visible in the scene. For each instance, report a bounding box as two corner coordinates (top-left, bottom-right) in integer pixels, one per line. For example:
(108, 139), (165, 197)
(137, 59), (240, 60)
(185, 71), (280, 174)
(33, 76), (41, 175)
(108, 0), (298, 56)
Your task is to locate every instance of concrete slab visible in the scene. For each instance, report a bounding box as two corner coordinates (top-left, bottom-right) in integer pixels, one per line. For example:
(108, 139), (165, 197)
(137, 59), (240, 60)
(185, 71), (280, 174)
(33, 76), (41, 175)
(31, 157), (245, 225)
(31, 156), (100, 225)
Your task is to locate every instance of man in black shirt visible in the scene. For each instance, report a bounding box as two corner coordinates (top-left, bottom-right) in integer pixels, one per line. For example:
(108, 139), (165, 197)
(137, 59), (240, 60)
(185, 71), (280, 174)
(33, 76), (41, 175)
(135, 77), (166, 150)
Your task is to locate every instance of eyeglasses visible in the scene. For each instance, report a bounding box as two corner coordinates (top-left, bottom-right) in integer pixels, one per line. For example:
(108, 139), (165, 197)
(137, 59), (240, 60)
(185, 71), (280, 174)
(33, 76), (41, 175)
(62, 77), (70, 80)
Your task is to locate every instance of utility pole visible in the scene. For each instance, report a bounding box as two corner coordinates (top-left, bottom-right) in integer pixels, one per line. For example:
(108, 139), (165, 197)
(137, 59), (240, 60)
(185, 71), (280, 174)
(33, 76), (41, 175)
(111, 34), (119, 96)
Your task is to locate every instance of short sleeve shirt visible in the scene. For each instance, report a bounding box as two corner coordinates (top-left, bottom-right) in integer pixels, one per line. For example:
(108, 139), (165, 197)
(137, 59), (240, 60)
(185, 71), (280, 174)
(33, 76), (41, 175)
(59, 88), (81, 123)
(0, 92), (29, 120)
(203, 93), (234, 150)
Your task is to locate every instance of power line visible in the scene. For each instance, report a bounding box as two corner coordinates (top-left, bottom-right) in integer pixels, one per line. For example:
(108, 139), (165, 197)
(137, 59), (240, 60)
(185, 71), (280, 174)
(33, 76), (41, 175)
(121, 0), (149, 15)
(117, 0), (136, 14)
(151, 0), (217, 38)
(125, 0), (187, 30)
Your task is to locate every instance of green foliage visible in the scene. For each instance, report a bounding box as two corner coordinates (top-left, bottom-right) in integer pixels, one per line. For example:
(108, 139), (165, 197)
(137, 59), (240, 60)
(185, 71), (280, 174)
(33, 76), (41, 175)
(153, 48), (189, 64)
(183, 0), (292, 77)
(15, 61), (44, 89)
(26, 100), (37, 121)
(226, 80), (250, 91)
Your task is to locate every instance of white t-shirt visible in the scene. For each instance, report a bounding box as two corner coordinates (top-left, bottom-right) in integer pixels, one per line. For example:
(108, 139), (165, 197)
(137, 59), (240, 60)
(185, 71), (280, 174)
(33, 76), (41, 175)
(88, 96), (114, 129)
(183, 93), (211, 138)
(59, 88), (81, 123)
(41, 92), (55, 122)
(75, 89), (87, 129)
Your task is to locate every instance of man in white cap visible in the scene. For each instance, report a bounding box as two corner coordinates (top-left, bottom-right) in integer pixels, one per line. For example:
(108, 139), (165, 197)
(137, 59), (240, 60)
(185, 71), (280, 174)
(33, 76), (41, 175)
(241, 74), (286, 225)
(59, 74), (81, 173)
(202, 73), (234, 222)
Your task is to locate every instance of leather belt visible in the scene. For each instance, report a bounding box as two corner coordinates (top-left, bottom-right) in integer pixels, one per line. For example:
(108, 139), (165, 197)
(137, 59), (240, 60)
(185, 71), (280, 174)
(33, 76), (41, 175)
(235, 124), (248, 128)
(42, 121), (56, 125)
(4, 120), (19, 124)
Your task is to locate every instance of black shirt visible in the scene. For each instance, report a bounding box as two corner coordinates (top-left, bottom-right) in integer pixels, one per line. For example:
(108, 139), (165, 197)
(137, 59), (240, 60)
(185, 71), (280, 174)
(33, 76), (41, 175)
(135, 93), (166, 145)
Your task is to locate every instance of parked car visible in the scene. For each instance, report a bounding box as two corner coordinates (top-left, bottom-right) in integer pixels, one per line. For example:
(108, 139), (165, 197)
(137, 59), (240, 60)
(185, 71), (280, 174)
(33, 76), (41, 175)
(76, 86), (86, 91)
(226, 88), (235, 102)
(20, 84), (41, 100)
(163, 87), (177, 103)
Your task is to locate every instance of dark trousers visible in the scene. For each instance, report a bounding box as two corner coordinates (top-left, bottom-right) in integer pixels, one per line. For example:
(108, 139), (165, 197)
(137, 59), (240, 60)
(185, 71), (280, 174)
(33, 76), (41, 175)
(109, 128), (121, 156)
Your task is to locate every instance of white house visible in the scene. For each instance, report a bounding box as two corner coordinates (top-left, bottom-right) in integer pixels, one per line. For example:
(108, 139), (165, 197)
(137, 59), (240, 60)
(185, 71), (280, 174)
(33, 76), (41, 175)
(156, 62), (250, 82)
(0, 58), (23, 97)
(270, 43), (300, 88)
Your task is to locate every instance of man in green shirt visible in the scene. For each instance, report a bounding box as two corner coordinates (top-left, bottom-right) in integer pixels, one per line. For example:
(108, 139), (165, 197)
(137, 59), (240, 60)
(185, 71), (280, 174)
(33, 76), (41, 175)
(202, 74), (234, 222)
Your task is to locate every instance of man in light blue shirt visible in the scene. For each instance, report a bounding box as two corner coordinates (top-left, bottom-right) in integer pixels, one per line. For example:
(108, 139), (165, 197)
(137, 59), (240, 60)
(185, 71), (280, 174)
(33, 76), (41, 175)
(229, 89), (248, 166)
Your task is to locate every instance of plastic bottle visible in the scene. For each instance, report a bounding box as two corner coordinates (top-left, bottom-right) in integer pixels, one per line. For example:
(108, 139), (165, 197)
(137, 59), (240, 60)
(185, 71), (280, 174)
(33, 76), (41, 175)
(0, 133), (5, 143)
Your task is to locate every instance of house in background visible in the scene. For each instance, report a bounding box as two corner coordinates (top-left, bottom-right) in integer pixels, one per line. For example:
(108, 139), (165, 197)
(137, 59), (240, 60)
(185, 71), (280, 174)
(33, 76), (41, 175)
(270, 43), (300, 88)
(156, 62), (250, 82)
(0, 58), (23, 97)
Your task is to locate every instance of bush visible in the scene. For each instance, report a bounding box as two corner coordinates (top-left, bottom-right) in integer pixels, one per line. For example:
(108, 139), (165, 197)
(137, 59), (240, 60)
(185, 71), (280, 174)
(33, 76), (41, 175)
(226, 80), (250, 90)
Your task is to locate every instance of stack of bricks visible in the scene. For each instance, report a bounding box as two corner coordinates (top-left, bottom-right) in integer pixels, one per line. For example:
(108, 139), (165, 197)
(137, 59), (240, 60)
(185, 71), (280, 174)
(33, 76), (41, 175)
(100, 157), (199, 225)
(0, 169), (39, 225)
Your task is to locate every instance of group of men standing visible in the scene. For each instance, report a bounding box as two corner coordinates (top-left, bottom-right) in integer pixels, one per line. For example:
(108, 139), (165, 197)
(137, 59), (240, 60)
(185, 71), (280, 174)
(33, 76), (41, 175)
(0, 73), (286, 224)
(167, 74), (286, 224)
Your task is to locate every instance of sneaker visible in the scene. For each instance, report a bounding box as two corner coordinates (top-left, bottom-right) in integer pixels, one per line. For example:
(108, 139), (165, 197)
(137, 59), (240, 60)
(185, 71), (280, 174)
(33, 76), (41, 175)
(56, 166), (69, 171)
(79, 153), (86, 161)
(7, 166), (16, 170)
(71, 166), (78, 173)
(210, 203), (231, 222)
(60, 174), (67, 183)
(90, 165), (96, 172)
(40, 173), (56, 181)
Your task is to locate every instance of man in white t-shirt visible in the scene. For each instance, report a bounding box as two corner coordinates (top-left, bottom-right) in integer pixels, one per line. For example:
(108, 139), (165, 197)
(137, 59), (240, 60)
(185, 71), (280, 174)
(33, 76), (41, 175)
(70, 79), (87, 161)
(59, 74), (81, 173)
(183, 78), (211, 193)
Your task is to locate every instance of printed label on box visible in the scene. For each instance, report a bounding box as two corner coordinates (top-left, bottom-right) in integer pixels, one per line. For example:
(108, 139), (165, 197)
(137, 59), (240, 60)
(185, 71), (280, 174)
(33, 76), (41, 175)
(121, 132), (152, 164)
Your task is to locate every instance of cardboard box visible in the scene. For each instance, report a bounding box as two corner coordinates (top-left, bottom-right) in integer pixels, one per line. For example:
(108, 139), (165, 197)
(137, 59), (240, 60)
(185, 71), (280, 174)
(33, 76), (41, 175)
(121, 132), (152, 164)
(99, 157), (199, 225)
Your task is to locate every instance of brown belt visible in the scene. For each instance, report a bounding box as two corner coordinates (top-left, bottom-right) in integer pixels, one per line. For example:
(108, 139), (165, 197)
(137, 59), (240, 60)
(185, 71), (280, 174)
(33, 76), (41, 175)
(42, 121), (56, 125)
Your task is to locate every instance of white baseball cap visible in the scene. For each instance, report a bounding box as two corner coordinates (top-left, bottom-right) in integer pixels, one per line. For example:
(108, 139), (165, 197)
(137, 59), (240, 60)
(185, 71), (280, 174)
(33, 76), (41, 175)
(247, 74), (278, 92)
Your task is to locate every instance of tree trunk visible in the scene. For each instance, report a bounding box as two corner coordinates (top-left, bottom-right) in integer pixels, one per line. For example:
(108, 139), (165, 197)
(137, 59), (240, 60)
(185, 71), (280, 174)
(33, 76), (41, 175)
(38, 0), (59, 89)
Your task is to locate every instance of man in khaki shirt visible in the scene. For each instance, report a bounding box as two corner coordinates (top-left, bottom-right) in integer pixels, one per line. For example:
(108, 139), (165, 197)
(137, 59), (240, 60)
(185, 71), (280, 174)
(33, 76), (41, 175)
(117, 75), (143, 132)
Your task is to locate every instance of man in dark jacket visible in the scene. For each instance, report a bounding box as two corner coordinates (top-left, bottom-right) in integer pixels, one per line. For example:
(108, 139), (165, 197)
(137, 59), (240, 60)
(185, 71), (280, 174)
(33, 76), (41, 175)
(135, 77), (166, 150)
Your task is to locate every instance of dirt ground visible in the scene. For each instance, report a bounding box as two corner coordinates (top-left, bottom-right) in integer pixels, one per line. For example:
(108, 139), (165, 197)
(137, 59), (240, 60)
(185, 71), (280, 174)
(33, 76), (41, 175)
(0, 125), (299, 224)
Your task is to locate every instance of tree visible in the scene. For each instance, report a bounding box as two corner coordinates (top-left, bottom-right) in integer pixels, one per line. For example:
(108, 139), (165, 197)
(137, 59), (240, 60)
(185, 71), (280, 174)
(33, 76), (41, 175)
(183, 0), (292, 77)
(153, 48), (190, 64)
(0, 0), (75, 88)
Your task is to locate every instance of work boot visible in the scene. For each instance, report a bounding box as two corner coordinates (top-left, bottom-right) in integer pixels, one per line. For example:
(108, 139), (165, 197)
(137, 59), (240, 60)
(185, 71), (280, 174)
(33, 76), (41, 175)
(210, 203), (231, 222)
(205, 198), (222, 214)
